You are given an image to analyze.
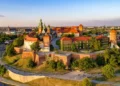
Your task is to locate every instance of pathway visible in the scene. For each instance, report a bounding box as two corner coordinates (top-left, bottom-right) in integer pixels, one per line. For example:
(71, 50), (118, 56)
(51, 38), (60, 49)
(0, 76), (28, 86)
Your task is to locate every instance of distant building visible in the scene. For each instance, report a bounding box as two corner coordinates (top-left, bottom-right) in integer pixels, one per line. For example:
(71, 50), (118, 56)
(24, 29), (32, 33)
(5, 27), (17, 35)
(41, 34), (51, 52)
(109, 29), (117, 44)
(78, 24), (84, 32)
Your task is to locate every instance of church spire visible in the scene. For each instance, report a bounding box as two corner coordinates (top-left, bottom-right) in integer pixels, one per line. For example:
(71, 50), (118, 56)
(38, 19), (43, 34)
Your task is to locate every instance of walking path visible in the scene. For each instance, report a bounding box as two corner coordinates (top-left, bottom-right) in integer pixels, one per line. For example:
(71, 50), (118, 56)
(51, 38), (60, 49)
(1, 60), (120, 86)
(0, 76), (28, 86)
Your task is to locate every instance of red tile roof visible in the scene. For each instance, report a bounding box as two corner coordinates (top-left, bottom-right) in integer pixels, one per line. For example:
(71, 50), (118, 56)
(61, 35), (108, 42)
(73, 36), (91, 41)
(55, 27), (79, 33)
(61, 37), (72, 41)
(110, 29), (117, 33)
(25, 35), (38, 42)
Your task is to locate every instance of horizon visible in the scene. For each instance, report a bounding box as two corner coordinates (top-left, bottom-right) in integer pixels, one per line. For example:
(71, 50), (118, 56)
(1, 0), (120, 27)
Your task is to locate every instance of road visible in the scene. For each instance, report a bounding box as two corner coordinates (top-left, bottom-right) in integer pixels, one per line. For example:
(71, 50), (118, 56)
(0, 76), (28, 86)
(51, 37), (60, 49)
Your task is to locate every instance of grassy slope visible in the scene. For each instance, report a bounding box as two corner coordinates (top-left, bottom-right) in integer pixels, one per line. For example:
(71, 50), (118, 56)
(27, 77), (113, 86)
(27, 77), (82, 86)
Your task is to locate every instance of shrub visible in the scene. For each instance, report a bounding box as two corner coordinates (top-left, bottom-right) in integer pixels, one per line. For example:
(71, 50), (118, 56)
(102, 64), (115, 79)
(56, 40), (60, 48)
(71, 59), (79, 69)
(30, 41), (40, 52)
(0, 65), (7, 76)
(5, 44), (16, 56)
(13, 36), (24, 47)
(79, 57), (97, 70)
(48, 60), (65, 70)
(82, 78), (93, 86)
(57, 61), (65, 70)
(48, 60), (57, 70)
(96, 55), (105, 66)
(50, 44), (54, 51)
(27, 59), (36, 68)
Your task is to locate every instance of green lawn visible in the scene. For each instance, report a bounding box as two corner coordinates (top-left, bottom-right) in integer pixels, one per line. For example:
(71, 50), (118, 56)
(27, 77), (82, 86)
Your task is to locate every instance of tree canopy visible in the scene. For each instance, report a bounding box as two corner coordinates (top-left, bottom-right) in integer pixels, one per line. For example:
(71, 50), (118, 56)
(30, 41), (40, 52)
(102, 64), (115, 79)
(5, 44), (16, 56)
(13, 36), (24, 47)
(82, 78), (93, 86)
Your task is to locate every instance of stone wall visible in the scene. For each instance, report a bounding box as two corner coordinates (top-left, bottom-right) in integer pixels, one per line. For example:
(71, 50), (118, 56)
(8, 70), (45, 83)
(34, 54), (45, 65)
(51, 53), (71, 66)
(52, 52), (99, 66)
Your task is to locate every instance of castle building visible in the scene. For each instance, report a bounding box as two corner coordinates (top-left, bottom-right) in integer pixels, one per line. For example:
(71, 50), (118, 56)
(109, 29), (117, 43)
(60, 35), (109, 51)
(54, 26), (79, 37)
(24, 35), (38, 50)
(38, 27), (42, 34)
(47, 26), (51, 34)
(79, 24), (84, 32)
(40, 34), (51, 52)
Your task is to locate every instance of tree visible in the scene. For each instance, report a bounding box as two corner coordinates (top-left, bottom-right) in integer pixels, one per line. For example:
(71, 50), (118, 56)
(43, 24), (47, 33)
(13, 36), (24, 47)
(5, 44), (16, 56)
(57, 61), (65, 70)
(48, 60), (57, 70)
(89, 37), (101, 51)
(71, 43), (76, 52)
(38, 19), (43, 31)
(82, 78), (93, 86)
(102, 64), (115, 79)
(104, 49), (111, 64)
(78, 57), (97, 70)
(30, 41), (40, 52)
(89, 37), (95, 50)
(109, 55), (117, 67)
(56, 40), (60, 49)
(50, 44), (54, 51)
(27, 59), (36, 68)
(0, 65), (7, 76)
(96, 55), (105, 66)
(71, 59), (79, 69)
(94, 40), (100, 51)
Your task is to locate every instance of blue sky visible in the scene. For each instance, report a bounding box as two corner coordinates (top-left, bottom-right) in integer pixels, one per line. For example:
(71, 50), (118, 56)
(0, 0), (120, 26)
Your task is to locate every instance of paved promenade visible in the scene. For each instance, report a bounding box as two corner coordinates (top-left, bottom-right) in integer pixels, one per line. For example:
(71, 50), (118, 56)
(0, 76), (28, 86)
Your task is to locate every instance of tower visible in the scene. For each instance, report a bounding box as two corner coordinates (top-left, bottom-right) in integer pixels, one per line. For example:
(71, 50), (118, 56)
(43, 34), (50, 47)
(79, 24), (83, 32)
(38, 27), (42, 34)
(47, 25), (51, 34)
(110, 29), (117, 43)
(38, 19), (43, 34)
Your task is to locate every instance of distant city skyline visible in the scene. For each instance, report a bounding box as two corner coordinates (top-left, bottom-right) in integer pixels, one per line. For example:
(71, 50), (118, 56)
(1, 0), (120, 26)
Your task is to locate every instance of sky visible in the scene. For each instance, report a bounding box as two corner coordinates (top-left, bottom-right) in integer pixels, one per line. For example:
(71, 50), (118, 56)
(0, 0), (120, 27)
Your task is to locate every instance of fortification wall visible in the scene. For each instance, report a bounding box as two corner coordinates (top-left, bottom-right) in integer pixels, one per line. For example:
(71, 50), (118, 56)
(8, 70), (45, 83)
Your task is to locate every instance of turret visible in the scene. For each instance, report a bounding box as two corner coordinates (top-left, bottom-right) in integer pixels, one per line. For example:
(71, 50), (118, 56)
(79, 24), (83, 32)
(110, 29), (117, 43)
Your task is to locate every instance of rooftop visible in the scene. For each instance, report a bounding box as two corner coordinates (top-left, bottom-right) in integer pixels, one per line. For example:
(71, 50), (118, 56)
(24, 35), (38, 42)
